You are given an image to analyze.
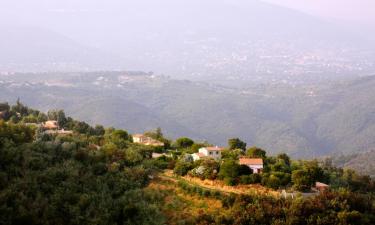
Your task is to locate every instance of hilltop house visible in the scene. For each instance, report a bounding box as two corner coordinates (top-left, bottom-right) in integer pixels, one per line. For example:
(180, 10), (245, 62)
(192, 146), (225, 161)
(239, 158), (264, 174)
(132, 134), (164, 147)
(44, 129), (73, 136)
(44, 120), (59, 130)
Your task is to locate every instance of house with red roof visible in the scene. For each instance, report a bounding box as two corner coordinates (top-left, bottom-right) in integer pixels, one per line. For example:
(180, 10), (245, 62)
(239, 157), (264, 174)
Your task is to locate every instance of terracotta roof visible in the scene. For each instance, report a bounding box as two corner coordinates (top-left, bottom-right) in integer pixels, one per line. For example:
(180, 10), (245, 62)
(132, 134), (145, 138)
(44, 120), (58, 129)
(205, 146), (225, 151)
(315, 182), (329, 187)
(239, 158), (263, 165)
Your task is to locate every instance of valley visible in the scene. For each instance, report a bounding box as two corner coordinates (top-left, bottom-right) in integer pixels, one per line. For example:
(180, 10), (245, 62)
(1, 71), (374, 158)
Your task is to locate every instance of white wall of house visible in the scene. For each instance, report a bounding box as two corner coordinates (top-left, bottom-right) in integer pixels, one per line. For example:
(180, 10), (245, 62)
(192, 153), (201, 161)
(133, 137), (142, 143)
(246, 164), (263, 173)
(198, 148), (221, 160)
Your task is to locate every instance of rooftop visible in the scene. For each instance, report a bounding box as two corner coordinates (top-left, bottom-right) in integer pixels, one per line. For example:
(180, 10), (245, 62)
(204, 146), (225, 151)
(239, 158), (263, 165)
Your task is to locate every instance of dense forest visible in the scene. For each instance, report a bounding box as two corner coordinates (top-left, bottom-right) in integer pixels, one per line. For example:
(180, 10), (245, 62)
(0, 102), (374, 224)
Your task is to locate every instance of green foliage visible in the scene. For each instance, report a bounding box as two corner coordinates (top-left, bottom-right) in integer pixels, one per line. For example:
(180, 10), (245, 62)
(221, 148), (243, 160)
(246, 146), (267, 158)
(292, 169), (311, 191)
(173, 161), (193, 176)
(47, 109), (67, 127)
(218, 159), (241, 185)
(190, 158), (219, 180)
(144, 127), (170, 149)
(0, 121), (35, 146)
(228, 138), (246, 150)
(174, 137), (194, 149)
(0, 137), (165, 225)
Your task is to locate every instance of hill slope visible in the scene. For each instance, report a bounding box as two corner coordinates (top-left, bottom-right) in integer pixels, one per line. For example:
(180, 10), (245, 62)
(1, 72), (374, 157)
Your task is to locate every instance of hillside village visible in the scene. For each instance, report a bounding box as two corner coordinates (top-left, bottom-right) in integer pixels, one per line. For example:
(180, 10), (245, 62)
(1, 101), (375, 224)
(0, 101), (369, 195)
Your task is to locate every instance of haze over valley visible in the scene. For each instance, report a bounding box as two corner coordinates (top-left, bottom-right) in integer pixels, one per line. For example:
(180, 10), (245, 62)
(1, 0), (375, 85)
(1, 0), (375, 159)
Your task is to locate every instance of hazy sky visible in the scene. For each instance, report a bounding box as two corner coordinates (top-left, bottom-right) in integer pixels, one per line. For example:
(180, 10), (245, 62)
(263, 0), (375, 26)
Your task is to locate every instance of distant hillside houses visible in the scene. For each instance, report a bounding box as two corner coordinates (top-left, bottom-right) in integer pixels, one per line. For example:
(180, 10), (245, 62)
(132, 134), (164, 147)
(44, 129), (73, 136)
(192, 146), (225, 161)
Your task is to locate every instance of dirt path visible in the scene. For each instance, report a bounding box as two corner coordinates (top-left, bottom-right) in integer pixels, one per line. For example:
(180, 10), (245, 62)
(159, 170), (280, 197)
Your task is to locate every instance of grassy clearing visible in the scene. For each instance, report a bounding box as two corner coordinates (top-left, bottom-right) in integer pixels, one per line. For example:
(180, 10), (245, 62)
(162, 170), (280, 197)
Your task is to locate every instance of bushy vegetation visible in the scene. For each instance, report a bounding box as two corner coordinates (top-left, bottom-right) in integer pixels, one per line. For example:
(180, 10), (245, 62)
(173, 139), (375, 193)
(1, 102), (375, 224)
(174, 180), (375, 224)
(0, 103), (167, 225)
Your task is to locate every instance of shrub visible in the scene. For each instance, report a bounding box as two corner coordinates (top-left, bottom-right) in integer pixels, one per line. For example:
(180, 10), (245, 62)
(240, 175), (252, 184)
(173, 161), (193, 176)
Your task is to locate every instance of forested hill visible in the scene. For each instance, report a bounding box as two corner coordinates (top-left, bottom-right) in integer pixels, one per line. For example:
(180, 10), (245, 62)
(0, 102), (375, 224)
(1, 72), (375, 158)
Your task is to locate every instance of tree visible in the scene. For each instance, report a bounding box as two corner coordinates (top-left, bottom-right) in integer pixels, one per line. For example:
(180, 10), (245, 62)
(145, 127), (164, 140)
(174, 137), (194, 149)
(11, 99), (29, 116)
(0, 102), (10, 111)
(93, 125), (105, 136)
(73, 121), (90, 134)
(47, 110), (67, 127)
(105, 129), (130, 149)
(174, 161), (193, 176)
(228, 138), (246, 150)
(277, 153), (291, 166)
(291, 169), (311, 191)
(218, 159), (241, 185)
(246, 146), (267, 158)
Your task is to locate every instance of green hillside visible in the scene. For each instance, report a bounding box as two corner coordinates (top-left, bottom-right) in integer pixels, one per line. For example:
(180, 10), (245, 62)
(1, 72), (374, 158)
(1, 103), (374, 224)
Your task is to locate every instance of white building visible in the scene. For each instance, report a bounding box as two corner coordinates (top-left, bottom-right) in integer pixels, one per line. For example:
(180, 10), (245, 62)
(239, 158), (264, 173)
(192, 152), (206, 161)
(132, 134), (164, 147)
(193, 146), (224, 161)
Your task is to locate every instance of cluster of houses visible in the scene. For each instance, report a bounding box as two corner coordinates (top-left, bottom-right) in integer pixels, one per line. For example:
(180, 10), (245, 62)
(131, 134), (264, 174)
(191, 146), (264, 173)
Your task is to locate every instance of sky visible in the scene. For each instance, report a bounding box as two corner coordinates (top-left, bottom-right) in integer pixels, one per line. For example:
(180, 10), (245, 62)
(262, 0), (375, 26)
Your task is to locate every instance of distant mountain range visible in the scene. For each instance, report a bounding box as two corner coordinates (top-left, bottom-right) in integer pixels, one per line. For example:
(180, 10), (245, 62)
(1, 72), (374, 158)
(0, 26), (120, 72)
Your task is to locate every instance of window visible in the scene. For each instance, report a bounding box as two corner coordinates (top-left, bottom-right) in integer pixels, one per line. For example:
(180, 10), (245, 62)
(216, 151), (219, 155)
(209, 152), (212, 155)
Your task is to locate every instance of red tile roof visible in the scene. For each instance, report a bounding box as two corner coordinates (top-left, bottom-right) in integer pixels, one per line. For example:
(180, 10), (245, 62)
(205, 146), (225, 151)
(239, 158), (263, 165)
